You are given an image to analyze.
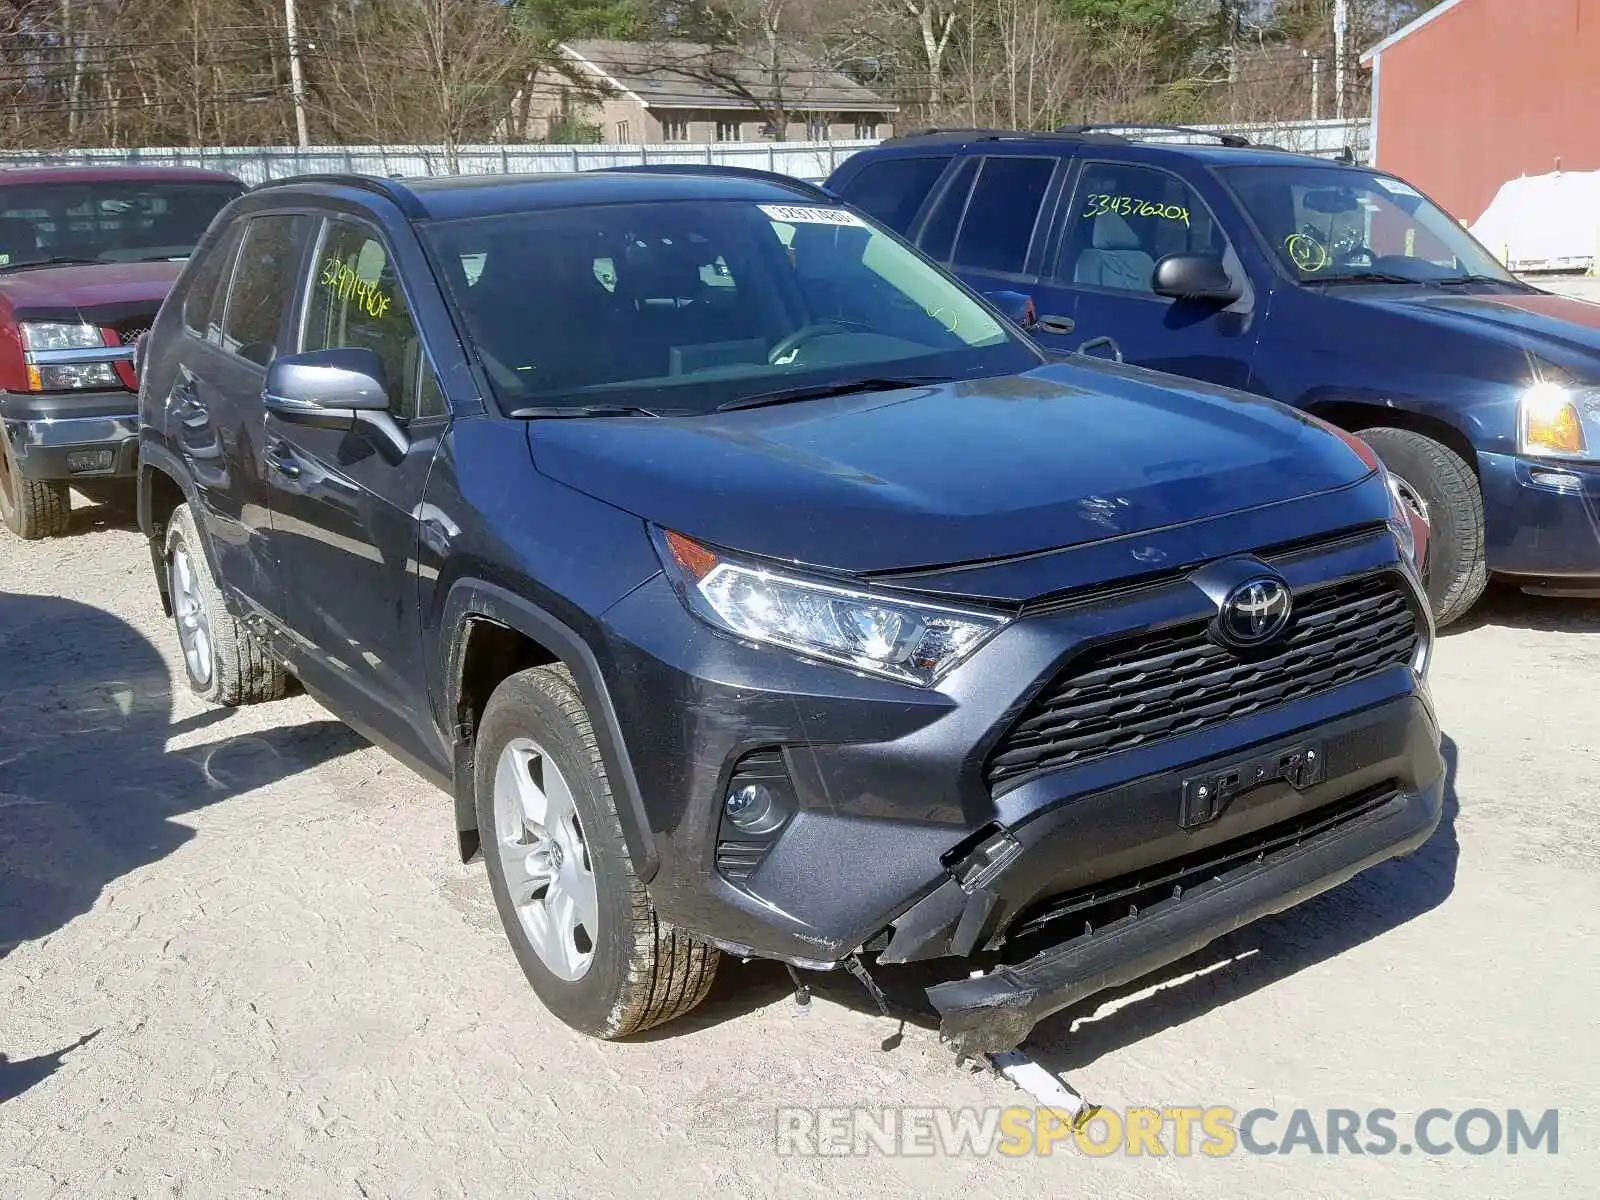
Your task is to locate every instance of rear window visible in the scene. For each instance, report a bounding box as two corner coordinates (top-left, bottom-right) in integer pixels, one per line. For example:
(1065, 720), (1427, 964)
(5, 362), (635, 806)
(834, 157), (950, 233)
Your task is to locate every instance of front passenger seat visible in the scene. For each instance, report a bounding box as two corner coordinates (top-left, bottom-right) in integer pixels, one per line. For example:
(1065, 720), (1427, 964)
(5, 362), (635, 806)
(1074, 212), (1156, 293)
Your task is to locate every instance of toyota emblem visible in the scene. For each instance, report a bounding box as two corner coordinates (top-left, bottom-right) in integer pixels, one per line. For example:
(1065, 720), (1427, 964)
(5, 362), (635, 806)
(1218, 577), (1293, 647)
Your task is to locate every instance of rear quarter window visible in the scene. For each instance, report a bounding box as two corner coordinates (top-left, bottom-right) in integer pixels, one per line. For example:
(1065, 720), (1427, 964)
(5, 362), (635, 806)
(834, 156), (951, 234)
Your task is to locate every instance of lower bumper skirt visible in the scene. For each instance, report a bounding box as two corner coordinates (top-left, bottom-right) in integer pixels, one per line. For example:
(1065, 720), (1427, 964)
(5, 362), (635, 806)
(2, 411), (138, 480)
(926, 774), (1445, 1055)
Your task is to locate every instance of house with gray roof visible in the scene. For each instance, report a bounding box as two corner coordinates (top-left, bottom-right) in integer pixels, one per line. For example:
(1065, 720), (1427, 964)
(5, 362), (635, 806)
(533, 39), (896, 145)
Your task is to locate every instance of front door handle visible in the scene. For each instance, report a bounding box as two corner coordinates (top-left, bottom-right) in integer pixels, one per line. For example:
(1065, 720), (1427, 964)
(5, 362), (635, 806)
(1037, 314), (1075, 335)
(266, 441), (302, 479)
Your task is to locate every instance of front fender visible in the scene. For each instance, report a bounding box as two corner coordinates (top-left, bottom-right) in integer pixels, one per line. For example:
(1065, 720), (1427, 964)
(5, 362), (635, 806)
(439, 578), (659, 882)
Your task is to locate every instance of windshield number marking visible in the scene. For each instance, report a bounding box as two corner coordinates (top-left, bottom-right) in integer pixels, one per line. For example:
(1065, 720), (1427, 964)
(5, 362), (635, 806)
(758, 204), (865, 227)
(1081, 194), (1190, 227)
(1285, 233), (1330, 273)
(319, 255), (393, 320)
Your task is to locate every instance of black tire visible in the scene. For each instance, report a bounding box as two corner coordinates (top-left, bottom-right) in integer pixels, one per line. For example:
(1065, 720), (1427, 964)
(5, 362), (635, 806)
(1359, 426), (1487, 627)
(164, 503), (290, 705)
(0, 426), (71, 539)
(475, 664), (718, 1038)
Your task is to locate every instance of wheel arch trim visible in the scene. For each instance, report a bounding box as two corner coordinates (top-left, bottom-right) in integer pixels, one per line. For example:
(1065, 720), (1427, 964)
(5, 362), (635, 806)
(440, 577), (660, 882)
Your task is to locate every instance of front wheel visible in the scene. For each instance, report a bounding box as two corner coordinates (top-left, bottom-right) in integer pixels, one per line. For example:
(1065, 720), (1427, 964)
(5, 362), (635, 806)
(0, 426), (70, 539)
(1359, 426), (1487, 627)
(475, 664), (718, 1038)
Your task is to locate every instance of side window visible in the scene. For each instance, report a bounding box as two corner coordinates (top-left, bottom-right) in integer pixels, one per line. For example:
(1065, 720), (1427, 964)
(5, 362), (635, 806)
(302, 218), (443, 421)
(834, 156), (950, 233)
(950, 157), (1056, 276)
(1057, 162), (1229, 294)
(221, 214), (309, 366)
(182, 220), (242, 343)
(917, 156), (978, 263)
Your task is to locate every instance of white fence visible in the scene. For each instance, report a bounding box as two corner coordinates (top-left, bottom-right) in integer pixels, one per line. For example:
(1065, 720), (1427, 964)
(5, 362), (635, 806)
(0, 121), (1369, 187)
(0, 139), (878, 185)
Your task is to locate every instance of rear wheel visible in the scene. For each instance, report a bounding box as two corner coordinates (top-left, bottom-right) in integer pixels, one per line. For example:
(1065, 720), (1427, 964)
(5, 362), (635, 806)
(1359, 426), (1487, 627)
(0, 427), (70, 539)
(475, 664), (719, 1038)
(165, 503), (290, 705)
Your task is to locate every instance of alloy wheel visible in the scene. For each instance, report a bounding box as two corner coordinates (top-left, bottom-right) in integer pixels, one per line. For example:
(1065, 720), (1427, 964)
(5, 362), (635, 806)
(170, 544), (214, 687)
(492, 737), (599, 982)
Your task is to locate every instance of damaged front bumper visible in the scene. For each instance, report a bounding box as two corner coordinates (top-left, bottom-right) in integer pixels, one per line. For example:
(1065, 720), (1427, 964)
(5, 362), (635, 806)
(926, 771), (1445, 1055)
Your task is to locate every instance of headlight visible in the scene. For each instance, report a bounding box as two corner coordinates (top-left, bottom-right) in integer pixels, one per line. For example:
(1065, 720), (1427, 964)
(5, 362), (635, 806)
(30, 362), (121, 390)
(1518, 380), (1599, 459)
(654, 528), (1010, 686)
(19, 321), (104, 352)
(18, 321), (120, 391)
(1384, 467), (1428, 575)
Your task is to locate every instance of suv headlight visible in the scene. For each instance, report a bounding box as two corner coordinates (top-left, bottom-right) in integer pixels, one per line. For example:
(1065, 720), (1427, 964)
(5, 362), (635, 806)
(1518, 381), (1599, 459)
(654, 528), (1011, 686)
(18, 320), (120, 391)
(1384, 467), (1428, 576)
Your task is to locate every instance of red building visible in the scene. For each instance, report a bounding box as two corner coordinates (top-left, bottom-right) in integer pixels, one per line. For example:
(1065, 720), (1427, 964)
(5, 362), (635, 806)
(1362, 0), (1600, 224)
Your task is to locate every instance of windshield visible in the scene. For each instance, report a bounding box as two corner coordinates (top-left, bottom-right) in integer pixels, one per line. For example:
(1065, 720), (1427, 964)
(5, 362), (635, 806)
(1222, 165), (1516, 285)
(0, 181), (240, 268)
(424, 198), (1039, 413)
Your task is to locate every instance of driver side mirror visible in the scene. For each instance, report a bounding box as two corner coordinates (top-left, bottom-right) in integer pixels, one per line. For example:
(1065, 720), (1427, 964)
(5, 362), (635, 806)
(983, 289), (1037, 329)
(1152, 254), (1242, 304)
(263, 347), (409, 455)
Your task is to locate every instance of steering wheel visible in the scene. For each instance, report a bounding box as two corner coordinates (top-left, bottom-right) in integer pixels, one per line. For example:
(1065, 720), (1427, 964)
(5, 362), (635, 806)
(1332, 239), (1376, 268)
(767, 319), (867, 365)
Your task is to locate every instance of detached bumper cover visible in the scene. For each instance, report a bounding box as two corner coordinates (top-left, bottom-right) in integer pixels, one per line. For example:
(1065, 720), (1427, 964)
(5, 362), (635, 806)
(927, 773), (1445, 1055)
(0, 389), (138, 480)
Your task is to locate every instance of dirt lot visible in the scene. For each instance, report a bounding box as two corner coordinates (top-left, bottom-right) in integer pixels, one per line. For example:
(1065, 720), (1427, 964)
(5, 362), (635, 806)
(2, 500), (1597, 1198)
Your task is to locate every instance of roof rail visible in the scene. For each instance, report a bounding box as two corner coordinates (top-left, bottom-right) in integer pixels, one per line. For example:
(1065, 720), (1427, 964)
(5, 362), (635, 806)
(1058, 123), (1253, 148)
(586, 162), (835, 200)
(254, 172), (428, 218)
(885, 126), (1128, 145)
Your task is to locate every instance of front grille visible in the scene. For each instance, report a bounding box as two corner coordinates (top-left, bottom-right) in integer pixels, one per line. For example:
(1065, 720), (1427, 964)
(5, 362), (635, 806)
(115, 325), (150, 346)
(1004, 783), (1398, 950)
(986, 573), (1420, 792)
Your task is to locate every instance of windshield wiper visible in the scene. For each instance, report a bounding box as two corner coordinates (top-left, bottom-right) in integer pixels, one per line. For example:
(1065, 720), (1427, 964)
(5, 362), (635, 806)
(0, 256), (103, 272)
(1434, 273), (1527, 288)
(1303, 271), (1430, 286)
(716, 375), (946, 413)
(509, 403), (664, 419)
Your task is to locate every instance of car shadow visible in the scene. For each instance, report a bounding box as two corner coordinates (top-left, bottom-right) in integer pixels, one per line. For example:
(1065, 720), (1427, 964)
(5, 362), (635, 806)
(659, 736), (1461, 1070)
(0, 589), (365, 1102)
(1444, 581), (1600, 636)
(56, 488), (140, 538)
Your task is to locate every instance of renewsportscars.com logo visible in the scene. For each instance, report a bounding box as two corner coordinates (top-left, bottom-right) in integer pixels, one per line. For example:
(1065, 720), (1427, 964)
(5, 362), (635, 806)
(775, 1105), (1560, 1158)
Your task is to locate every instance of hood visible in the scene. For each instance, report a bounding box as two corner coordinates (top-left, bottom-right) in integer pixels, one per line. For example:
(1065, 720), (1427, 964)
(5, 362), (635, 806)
(527, 362), (1374, 575)
(0, 260), (185, 321)
(1353, 289), (1600, 366)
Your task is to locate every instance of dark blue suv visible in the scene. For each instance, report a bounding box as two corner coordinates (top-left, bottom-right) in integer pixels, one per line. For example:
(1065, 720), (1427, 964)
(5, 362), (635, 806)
(137, 168), (1442, 1054)
(830, 126), (1600, 626)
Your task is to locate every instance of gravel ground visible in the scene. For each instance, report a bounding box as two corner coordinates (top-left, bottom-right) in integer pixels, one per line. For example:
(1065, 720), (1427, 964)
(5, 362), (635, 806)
(2, 498), (1598, 1198)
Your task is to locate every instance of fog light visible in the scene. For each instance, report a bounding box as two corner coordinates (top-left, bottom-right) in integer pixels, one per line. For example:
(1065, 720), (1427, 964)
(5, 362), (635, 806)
(66, 448), (114, 473)
(1530, 467), (1583, 492)
(725, 782), (784, 835)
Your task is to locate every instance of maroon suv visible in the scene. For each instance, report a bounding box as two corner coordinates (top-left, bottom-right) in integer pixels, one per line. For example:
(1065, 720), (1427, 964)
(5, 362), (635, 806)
(0, 165), (244, 538)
